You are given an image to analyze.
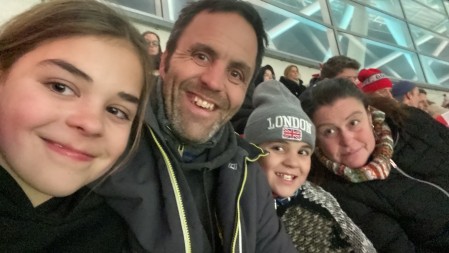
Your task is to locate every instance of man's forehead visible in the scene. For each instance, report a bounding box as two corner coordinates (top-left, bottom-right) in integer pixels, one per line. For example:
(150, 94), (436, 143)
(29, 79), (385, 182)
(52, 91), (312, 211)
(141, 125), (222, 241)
(180, 11), (257, 71)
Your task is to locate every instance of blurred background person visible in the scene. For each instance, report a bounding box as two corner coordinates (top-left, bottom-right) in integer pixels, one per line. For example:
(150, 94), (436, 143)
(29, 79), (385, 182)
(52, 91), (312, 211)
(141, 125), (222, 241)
(418, 88), (430, 113)
(358, 68), (393, 98)
(320, 55), (360, 86)
(142, 31), (162, 77)
(392, 80), (420, 108)
(254, 64), (275, 87)
(279, 64), (306, 98)
(442, 94), (449, 108)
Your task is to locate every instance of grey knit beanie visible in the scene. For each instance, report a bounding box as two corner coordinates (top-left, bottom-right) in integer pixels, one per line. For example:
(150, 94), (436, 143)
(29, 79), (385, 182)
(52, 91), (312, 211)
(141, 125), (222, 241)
(244, 80), (315, 149)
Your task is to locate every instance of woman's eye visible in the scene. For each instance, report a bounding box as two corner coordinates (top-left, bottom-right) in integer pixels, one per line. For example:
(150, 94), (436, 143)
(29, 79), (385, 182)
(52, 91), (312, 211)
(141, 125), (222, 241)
(323, 128), (336, 136)
(48, 82), (75, 96)
(107, 106), (130, 121)
(350, 119), (360, 126)
(192, 52), (210, 67)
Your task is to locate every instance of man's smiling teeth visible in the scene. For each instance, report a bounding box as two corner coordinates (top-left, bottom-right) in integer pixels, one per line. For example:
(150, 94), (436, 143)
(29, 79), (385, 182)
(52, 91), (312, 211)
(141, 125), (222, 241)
(194, 96), (215, 111)
(275, 172), (295, 181)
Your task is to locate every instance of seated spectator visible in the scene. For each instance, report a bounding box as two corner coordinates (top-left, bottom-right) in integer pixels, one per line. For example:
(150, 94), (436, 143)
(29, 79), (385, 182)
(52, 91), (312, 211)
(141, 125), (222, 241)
(279, 64), (306, 98)
(442, 94), (449, 108)
(231, 64), (276, 134)
(392, 80), (420, 107)
(300, 55), (360, 101)
(358, 68), (393, 98)
(244, 80), (376, 253)
(418, 88), (430, 112)
(142, 31), (162, 76)
(254, 64), (276, 87)
(407, 87), (448, 127)
(320, 55), (360, 86)
(301, 78), (449, 252)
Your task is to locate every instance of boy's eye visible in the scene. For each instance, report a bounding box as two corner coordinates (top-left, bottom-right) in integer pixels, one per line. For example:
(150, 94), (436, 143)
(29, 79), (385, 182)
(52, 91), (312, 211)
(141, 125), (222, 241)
(267, 145), (284, 152)
(298, 149), (311, 156)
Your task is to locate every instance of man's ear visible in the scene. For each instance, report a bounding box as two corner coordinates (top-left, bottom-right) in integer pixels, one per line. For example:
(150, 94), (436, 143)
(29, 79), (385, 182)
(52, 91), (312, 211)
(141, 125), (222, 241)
(159, 51), (168, 79)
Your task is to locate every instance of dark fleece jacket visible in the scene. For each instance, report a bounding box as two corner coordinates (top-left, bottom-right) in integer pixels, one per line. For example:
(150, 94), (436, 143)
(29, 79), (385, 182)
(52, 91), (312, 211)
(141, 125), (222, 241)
(310, 107), (449, 253)
(94, 79), (297, 253)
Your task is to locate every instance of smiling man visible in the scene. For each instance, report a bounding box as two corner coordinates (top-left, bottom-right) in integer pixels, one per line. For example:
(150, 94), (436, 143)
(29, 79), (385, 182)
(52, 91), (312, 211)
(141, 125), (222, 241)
(95, 1), (298, 252)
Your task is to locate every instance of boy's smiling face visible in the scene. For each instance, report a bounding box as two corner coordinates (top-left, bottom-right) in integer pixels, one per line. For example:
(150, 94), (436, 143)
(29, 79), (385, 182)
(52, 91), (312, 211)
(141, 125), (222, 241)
(258, 140), (312, 198)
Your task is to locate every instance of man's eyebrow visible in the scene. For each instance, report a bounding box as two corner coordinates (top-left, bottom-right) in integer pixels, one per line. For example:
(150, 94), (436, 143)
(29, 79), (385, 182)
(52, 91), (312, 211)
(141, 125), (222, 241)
(192, 43), (252, 78)
(118, 91), (139, 104)
(192, 43), (218, 59)
(39, 59), (92, 82)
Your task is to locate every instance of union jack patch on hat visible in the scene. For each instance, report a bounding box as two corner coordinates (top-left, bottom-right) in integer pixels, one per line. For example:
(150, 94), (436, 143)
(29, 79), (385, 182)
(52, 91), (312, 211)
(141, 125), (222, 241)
(282, 127), (302, 141)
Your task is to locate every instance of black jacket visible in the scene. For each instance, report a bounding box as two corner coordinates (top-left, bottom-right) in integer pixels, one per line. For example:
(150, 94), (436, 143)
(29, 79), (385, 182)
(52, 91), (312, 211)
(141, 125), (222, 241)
(95, 80), (297, 253)
(279, 76), (306, 99)
(310, 107), (449, 253)
(0, 167), (128, 252)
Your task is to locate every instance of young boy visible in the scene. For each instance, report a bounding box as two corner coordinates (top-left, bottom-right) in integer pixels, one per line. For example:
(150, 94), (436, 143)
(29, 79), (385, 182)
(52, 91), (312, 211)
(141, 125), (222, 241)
(244, 80), (375, 253)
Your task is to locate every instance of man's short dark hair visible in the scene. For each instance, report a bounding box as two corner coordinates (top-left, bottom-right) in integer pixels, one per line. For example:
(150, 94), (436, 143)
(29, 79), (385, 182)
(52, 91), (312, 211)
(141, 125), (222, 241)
(419, 88), (427, 95)
(164, 0), (268, 83)
(320, 55), (360, 79)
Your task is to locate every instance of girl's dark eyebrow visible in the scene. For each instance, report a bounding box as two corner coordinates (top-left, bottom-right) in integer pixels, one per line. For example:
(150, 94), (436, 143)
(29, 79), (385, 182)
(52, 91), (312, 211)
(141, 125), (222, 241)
(118, 92), (139, 104)
(39, 59), (92, 82)
(40, 59), (140, 104)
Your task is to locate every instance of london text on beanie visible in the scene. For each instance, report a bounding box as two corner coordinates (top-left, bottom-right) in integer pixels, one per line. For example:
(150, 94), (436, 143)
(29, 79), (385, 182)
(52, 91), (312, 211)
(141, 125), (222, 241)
(244, 80), (315, 149)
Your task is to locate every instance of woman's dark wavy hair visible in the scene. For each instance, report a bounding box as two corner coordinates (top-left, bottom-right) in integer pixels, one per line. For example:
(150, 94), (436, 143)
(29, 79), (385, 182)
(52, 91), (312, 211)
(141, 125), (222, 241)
(164, 0), (268, 84)
(0, 0), (152, 172)
(301, 78), (407, 128)
(302, 78), (408, 185)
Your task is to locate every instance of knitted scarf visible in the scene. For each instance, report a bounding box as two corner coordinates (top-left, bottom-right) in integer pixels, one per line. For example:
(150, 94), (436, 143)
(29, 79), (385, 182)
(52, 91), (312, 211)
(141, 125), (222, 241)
(316, 109), (394, 183)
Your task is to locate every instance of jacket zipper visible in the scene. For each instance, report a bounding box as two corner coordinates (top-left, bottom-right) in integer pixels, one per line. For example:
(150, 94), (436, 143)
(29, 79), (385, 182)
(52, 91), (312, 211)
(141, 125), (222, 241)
(231, 158), (248, 253)
(149, 127), (192, 253)
(390, 159), (449, 197)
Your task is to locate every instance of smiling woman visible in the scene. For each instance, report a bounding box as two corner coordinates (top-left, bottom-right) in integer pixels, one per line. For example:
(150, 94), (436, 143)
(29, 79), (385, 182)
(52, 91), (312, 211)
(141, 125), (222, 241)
(301, 78), (449, 252)
(0, 0), (151, 252)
